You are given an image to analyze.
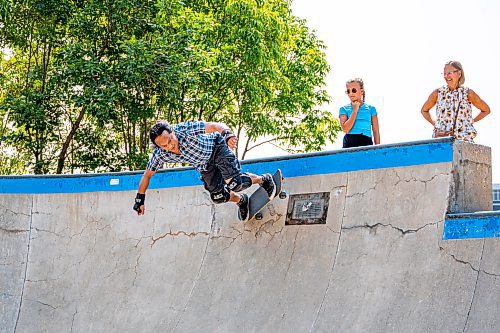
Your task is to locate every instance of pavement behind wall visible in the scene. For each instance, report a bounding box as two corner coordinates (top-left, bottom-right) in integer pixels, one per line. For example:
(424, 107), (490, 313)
(1, 138), (500, 333)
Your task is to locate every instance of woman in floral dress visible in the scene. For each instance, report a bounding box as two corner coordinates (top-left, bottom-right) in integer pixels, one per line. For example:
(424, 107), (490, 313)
(420, 60), (490, 141)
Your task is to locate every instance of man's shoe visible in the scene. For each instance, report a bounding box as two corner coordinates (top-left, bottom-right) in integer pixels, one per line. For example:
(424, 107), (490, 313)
(237, 194), (249, 221)
(260, 173), (276, 199)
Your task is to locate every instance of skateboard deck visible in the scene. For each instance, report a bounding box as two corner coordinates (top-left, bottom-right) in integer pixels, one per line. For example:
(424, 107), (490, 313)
(247, 169), (284, 221)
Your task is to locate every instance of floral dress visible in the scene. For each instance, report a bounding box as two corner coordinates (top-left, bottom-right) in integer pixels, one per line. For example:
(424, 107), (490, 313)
(435, 86), (477, 142)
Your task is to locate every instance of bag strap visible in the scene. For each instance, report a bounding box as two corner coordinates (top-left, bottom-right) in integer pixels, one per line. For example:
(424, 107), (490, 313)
(452, 90), (463, 134)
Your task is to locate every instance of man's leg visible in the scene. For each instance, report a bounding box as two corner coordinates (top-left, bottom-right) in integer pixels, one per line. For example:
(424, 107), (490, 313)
(201, 164), (250, 221)
(230, 173), (275, 199)
(225, 173), (275, 221)
(201, 163), (230, 204)
(226, 172), (274, 196)
(211, 141), (276, 198)
(210, 138), (275, 220)
(229, 191), (249, 221)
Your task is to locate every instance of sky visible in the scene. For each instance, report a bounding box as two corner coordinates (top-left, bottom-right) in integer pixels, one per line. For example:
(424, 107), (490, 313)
(249, 0), (500, 182)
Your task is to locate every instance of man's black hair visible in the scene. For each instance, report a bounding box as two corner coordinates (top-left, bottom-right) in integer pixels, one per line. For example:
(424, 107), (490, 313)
(149, 122), (172, 146)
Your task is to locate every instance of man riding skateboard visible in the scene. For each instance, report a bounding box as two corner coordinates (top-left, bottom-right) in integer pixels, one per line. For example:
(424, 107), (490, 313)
(133, 120), (276, 221)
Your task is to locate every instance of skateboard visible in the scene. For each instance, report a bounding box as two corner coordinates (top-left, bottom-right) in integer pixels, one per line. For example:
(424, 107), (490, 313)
(247, 169), (287, 221)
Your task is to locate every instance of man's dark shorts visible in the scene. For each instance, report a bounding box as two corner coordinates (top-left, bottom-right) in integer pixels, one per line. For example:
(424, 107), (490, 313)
(201, 136), (240, 192)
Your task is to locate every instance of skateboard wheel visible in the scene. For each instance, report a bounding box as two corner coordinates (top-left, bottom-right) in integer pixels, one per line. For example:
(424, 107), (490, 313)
(279, 191), (287, 199)
(255, 213), (263, 220)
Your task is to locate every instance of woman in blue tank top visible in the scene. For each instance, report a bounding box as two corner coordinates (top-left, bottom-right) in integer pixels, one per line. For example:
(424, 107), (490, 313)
(339, 78), (380, 148)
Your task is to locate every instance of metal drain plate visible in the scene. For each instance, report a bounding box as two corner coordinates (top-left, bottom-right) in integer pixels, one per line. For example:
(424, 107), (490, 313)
(285, 192), (330, 225)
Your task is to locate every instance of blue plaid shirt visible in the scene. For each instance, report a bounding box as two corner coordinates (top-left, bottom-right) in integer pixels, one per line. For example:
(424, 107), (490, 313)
(146, 121), (218, 172)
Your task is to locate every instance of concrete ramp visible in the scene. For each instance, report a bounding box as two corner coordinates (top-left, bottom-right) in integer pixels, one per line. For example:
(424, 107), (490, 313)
(2, 138), (500, 332)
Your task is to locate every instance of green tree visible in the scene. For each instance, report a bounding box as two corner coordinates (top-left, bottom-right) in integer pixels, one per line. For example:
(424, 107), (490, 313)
(0, 0), (70, 173)
(0, 0), (340, 175)
(1, 0), (160, 173)
(49, 0), (160, 173)
(154, 0), (339, 158)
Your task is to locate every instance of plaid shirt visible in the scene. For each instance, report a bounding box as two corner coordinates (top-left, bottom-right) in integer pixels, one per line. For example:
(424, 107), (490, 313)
(146, 121), (218, 172)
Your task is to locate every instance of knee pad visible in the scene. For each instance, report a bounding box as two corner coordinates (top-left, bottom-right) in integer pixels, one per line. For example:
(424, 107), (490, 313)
(227, 173), (252, 192)
(210, 186), (230, 204)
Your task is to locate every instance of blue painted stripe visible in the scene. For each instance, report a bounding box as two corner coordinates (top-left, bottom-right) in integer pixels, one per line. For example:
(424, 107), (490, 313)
(443, 214), (500, 239)
(0, 139), (453, 194)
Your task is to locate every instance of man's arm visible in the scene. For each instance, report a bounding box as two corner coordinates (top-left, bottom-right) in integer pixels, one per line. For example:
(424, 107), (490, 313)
(134, 169), (156, 215)
(204, 122), (238, 149)
(204, 122), (229, 134)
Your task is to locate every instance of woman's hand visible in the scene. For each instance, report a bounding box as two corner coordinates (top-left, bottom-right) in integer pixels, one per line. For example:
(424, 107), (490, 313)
(352, 101), (361, 112)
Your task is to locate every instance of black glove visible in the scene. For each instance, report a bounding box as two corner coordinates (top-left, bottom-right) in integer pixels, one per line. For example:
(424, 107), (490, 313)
(221, 129), (236, 144)
(133, 193), (146, 214)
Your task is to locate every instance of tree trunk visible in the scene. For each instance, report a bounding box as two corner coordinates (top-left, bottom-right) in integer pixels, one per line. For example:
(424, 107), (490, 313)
(56, 106), (87, 174)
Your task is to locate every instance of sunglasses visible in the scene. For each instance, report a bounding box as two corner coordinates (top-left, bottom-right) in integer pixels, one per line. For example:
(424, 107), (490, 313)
(345, 88), (358, 94)
(442, 70), (460, 76)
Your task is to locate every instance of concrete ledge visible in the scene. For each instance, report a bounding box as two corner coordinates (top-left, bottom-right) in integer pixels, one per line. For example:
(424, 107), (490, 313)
(444, 211), (500, 240)
(0, 138), (454, 194)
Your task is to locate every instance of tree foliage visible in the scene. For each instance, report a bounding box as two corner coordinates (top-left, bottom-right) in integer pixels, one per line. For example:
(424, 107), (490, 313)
(0, 0), (340, 175)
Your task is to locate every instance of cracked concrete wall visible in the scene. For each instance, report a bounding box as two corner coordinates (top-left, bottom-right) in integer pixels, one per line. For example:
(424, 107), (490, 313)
(1, 142), (499, 333)
(1, 195), (32, 333)
(449, 141), (492, 213)
(462, 238), (500, 332)
(171, 173), (346, 333)
(313, 163), (484, 332)
(8, 188), (214, 333)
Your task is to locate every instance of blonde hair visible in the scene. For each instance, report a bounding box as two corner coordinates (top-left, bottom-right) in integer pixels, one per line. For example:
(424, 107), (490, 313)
(346, 78), (365, 102)
(445, 60), (465, 86)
